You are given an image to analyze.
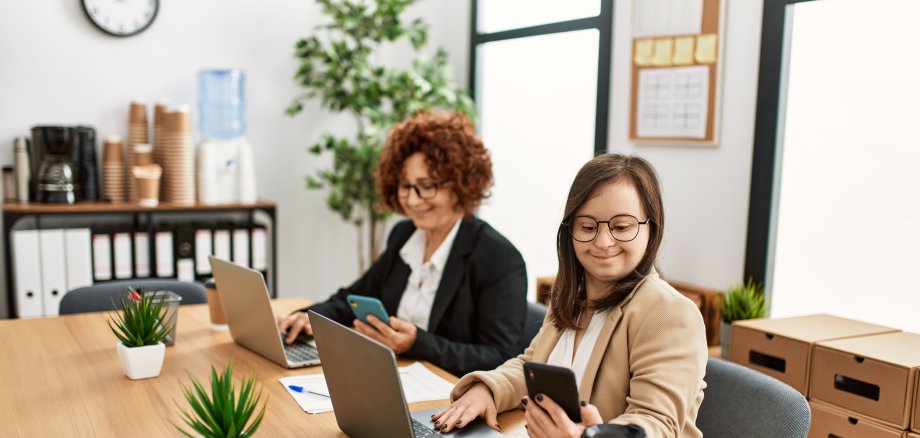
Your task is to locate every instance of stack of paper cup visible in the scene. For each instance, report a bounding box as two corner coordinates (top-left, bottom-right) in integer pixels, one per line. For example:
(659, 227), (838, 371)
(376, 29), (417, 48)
(153, 102), (168, 172)
(127, 100), (149, 202)
(103, 136), (125, 202)
(134, 143), (154, 166)
(133, 164), (162, 207)
(160, 106), (196, 205)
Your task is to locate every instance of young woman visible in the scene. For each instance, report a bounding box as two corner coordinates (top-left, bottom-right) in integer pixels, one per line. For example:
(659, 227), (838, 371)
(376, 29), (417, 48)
(277, 112), (527, 376)
(433, 154), (707, 437)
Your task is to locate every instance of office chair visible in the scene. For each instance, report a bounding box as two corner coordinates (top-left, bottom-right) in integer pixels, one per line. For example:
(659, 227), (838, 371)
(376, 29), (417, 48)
(60, 279), (207, 315)
(517, 301), (548, 353)
(696, 358), (810, 438)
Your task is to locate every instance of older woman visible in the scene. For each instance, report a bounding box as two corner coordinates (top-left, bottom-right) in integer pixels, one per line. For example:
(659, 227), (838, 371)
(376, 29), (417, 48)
(277, 112), (527, 376)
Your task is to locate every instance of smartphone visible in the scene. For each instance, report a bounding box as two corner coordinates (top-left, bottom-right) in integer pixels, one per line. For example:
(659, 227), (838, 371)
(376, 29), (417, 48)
(346, 294), (390, 326)
(524, 361), (582, 423)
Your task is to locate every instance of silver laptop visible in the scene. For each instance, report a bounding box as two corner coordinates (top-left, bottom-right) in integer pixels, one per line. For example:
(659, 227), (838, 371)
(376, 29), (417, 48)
(209, 256), (320, 368)
(309, 311), (504, 438)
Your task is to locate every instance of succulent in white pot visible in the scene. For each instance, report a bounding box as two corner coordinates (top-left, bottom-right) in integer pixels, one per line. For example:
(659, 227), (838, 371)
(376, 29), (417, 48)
(108, 288), (175, 379)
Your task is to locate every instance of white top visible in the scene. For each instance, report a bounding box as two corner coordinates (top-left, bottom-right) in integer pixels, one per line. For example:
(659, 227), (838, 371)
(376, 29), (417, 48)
(395, 217), (463, 331)
(546, 309), (610, 389)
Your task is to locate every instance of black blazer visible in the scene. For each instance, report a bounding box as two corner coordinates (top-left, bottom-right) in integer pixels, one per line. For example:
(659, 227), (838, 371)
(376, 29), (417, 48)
(304, 217), (527, 376)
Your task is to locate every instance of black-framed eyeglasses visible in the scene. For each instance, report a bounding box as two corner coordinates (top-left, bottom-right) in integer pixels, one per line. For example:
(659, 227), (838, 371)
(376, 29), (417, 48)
(564, 214), (651, 243)
(397, 181), (440, 199)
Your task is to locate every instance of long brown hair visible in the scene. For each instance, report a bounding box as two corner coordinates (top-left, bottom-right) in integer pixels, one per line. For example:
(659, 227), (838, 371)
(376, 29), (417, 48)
(550, 154), (665, 330)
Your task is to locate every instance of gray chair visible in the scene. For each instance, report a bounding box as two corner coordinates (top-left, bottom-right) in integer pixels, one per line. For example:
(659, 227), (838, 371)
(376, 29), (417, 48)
(517, 301), (548, 354)
(60, 279), (207, 315)
(697, 358), (810, 438)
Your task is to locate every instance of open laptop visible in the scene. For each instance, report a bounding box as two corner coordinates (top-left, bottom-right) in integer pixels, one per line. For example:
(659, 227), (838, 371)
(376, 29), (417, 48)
(309, 311), (504, 438)
(209, 256), (320, 368)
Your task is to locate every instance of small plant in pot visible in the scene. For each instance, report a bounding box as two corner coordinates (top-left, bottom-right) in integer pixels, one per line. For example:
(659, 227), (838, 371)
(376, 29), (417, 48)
(720, 278), (766, 358)
(175, 363), (267, 438)
(108, 287), (175, 380)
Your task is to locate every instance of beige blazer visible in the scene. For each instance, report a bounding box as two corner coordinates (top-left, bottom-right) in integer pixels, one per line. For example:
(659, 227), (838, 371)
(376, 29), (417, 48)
(451, 270), (707, 438)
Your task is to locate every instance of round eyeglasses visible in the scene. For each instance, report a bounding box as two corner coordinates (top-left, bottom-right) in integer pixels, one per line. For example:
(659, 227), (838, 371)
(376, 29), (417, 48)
(397, 181), (440, 199)
(565, 214), (651, 243)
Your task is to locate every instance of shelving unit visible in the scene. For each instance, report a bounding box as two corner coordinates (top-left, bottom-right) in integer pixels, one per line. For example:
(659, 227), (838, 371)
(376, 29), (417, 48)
(2, 200), (277, 319)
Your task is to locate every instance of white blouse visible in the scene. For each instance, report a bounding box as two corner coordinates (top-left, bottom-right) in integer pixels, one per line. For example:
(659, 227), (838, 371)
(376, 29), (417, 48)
(395, 217), (462, 331)
(546, 309), (609, 389)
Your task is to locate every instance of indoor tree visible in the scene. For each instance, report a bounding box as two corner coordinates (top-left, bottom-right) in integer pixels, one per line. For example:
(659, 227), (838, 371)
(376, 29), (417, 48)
(287, 0), (475, 270)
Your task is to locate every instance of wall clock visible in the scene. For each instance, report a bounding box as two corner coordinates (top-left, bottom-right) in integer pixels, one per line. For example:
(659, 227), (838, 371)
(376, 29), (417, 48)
(82, 0), (159, 37)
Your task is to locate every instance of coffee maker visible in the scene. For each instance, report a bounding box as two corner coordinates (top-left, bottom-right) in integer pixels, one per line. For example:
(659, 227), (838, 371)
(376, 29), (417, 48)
(30, 126), (79, 203)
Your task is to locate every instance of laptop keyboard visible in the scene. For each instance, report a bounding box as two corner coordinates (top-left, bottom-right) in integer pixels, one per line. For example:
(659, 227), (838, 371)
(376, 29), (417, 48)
(281, 335), (320, 363)
(411, 418), (437, 438)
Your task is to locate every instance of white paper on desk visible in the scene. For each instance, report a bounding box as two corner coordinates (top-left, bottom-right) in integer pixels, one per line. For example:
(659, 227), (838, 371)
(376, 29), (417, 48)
(279, 362), (455, 414)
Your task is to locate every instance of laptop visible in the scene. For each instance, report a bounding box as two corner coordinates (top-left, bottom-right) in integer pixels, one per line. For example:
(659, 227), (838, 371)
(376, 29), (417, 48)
(209, 256), (320, 368)
(309, 311), (504, 438)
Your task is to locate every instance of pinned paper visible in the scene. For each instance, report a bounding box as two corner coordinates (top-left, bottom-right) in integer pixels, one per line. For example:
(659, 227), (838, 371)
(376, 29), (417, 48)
(634, 39), (655, 66)
(695, 34), (718, 64)
(652, 38), (674, 67)
(673, 36), (695, 65)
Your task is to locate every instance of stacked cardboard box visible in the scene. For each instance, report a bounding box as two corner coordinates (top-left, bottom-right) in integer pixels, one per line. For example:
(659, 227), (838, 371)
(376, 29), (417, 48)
(913, 374), (919, 434)
(809, 400), (904, 438)
(729, 314), (897, 396)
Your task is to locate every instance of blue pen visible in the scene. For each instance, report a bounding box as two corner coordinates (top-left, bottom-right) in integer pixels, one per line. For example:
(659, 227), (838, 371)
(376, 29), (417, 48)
(288, 385), (304, 393)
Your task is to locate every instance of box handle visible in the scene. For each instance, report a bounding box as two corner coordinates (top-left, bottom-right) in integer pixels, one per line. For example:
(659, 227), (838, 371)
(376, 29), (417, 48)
(834, 373), (880, 401)
(749, 350), (786, 373)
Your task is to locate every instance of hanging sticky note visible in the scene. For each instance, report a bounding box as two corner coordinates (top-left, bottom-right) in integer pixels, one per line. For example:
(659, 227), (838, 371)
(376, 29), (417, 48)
(652, 38), (673, 67)
(634, 39), (654, 66)
(673, 36), (695, 65)
(695, 34), (718, 64)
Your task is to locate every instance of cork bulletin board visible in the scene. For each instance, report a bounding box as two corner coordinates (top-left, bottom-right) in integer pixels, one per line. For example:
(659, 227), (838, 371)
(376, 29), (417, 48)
(629, 0), (725, 145)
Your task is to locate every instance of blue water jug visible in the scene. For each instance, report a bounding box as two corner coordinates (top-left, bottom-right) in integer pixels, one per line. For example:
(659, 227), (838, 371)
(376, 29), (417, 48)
(197, 69), (245, 140)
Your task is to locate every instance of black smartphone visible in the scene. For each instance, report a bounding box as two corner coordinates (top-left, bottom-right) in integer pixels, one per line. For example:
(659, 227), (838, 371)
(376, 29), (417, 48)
(523, 361), (582, 423)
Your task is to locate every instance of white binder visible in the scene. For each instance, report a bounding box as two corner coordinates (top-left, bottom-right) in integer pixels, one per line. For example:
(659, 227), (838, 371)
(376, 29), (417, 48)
(155, 231), (174, 277)
(252, 227), (267, 271)
(177, 258), (195, 282)
(39, 229), (67, 317)
(64, 228), (93, 293)
(12, 229), (43, 318)
(92, 233), (112, 281)
(113, 232), (133, 279)
(134, 232), (150, 277)
(232, 228), (250, 267)
(214, 229), (231, 261)
(195, 229), (213, 274)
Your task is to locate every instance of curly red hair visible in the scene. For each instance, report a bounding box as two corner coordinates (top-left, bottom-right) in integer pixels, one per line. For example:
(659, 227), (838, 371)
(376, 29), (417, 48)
(377, 112), (492, 216)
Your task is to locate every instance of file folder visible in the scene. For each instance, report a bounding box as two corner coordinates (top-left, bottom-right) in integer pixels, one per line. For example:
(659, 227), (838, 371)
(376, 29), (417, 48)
(92, 230), (113, 281)
(232, 226), (250, 267)
(134, 232), (151, 278)
(64, 228), (93, 294)
(195, 227), (213, 275)
(252, 225), (268, 271)
(177, 258), (195, 282)
(12, 229), (43, 318)
(214, 227), (231, 261)
(113, 231), (133, 279)
(40, 229), (67, 316)
(155, 230), (174, 277)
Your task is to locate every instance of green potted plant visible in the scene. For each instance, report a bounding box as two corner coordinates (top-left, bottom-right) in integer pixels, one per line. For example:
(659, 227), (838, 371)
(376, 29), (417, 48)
(720, 278), (766, 358)
(108, 287), (175, 379)
(175, 363), (267, 438)
(287, 0), (475, 271)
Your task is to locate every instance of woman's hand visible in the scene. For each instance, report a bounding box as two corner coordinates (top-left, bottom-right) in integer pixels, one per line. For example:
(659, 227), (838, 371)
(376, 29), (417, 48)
(430, 383), (500, 433)
(353, 314), (418, 354)
(524, 394), (603, 438)
(276, 311), (312, 344)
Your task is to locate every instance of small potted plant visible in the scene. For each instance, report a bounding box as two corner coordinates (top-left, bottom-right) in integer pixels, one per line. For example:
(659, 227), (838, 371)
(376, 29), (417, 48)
(175, 363), (267, 438)
(108, 287), (175, 380)
(720, 278), (766, 358)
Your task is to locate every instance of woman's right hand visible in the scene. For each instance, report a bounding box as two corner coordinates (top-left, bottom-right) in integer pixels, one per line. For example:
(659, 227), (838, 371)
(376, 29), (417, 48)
(431, 382), (500, 433)
(276, 311), (312, 344)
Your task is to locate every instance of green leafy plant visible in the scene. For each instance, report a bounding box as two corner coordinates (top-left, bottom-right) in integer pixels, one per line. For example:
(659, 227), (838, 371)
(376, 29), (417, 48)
(287, 0), (476, 270)
(721, 278), (767, 323)
(108, 287), (174, 348)
(175, 363), (267, 438)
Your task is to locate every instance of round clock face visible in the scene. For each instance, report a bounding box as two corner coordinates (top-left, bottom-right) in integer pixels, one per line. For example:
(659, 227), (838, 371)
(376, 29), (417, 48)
(82, 0), (159, 37)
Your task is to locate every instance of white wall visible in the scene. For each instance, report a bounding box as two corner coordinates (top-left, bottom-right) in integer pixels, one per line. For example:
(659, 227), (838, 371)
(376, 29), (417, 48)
(0, 0), (470, 317)
(608, 0), (764, 290)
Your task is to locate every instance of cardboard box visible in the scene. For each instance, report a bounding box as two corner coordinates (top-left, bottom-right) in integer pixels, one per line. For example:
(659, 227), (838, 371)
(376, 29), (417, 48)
(729, 314), (897, 395)
(908, 434), (919, 438)
(913, 369), (920, 433)
(811, 331), (920, 429)
(809, 400), (905, 438)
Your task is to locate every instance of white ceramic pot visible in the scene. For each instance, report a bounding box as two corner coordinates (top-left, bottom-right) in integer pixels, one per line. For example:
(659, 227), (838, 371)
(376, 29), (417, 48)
(116, 341), (165, 380)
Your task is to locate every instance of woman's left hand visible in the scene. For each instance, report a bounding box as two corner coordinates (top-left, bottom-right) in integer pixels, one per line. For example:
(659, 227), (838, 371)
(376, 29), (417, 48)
(353, 314), (418, 354)
(524, 394), (603, 438)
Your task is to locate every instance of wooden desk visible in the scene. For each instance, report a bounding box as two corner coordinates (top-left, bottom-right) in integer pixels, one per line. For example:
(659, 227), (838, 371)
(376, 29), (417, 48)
(0, 299), (525, 436)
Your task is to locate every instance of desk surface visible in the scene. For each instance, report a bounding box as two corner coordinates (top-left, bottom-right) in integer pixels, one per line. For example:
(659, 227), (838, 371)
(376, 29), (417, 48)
(0, 298), (524, 436)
